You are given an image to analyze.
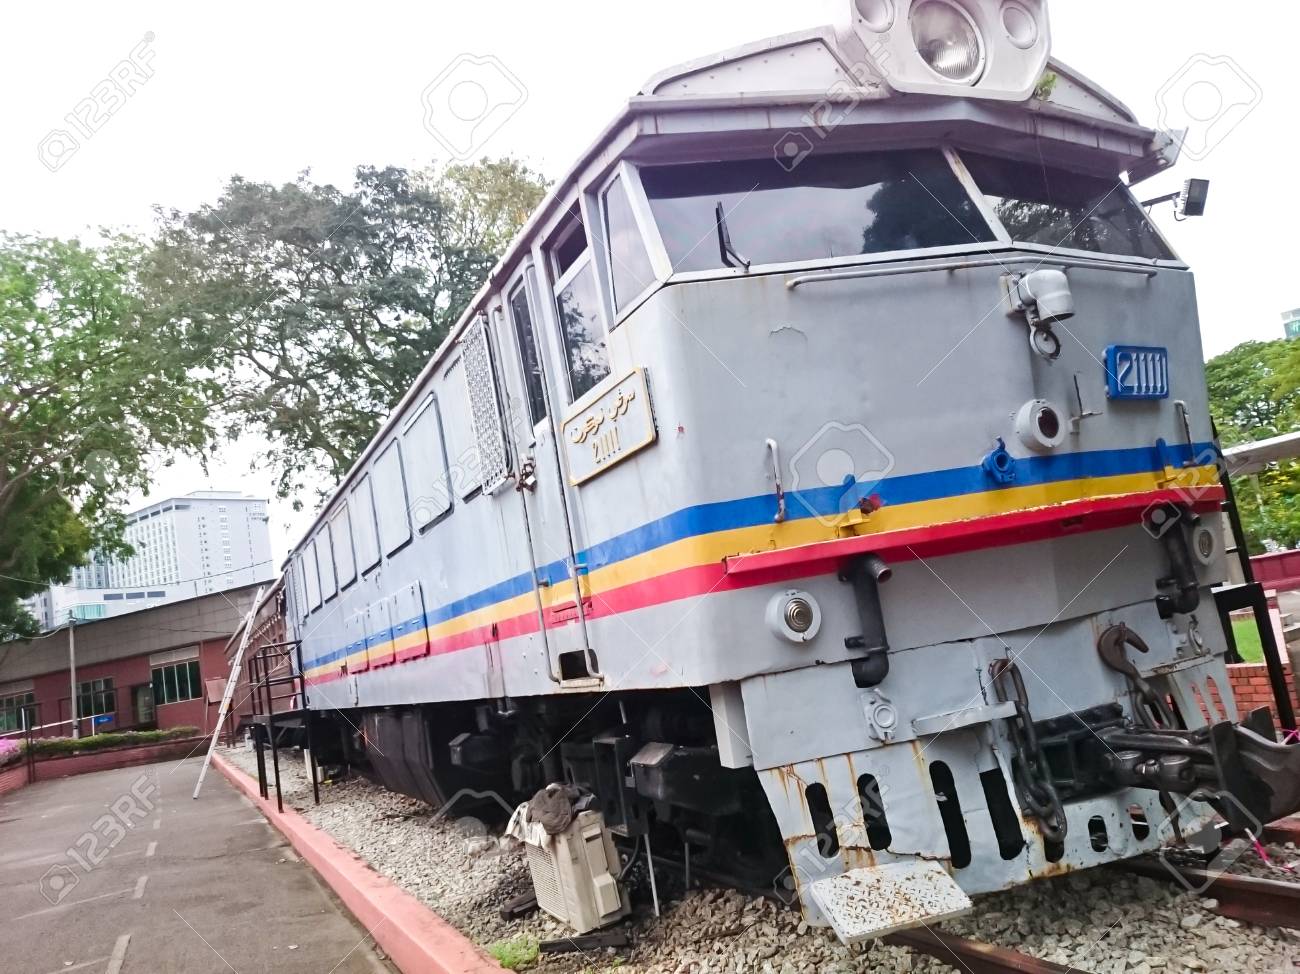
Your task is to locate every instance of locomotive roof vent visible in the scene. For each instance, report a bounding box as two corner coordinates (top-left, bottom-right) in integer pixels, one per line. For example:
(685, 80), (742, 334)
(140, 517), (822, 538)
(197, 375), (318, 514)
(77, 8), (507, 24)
(841, 0), (1051, 101)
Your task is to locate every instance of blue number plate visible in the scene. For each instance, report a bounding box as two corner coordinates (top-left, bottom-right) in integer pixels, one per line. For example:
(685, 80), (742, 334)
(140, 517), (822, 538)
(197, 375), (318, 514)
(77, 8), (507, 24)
(1106, 345), (1169, 400)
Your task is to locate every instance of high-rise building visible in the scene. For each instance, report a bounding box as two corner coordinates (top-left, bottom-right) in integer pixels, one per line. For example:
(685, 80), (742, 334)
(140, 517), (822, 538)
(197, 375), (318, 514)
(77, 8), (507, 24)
(23, 491), (275, 630)
(1284, 308), (1300, 341)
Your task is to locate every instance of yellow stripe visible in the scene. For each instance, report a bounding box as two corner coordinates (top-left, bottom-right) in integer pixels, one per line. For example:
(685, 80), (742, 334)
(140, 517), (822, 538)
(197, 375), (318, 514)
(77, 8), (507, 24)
(306, 466), (1219, 677)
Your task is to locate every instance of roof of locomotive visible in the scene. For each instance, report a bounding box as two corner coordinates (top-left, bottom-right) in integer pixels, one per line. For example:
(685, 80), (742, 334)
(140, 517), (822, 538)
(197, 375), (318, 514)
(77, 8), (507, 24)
(284, 17), (1170, 562)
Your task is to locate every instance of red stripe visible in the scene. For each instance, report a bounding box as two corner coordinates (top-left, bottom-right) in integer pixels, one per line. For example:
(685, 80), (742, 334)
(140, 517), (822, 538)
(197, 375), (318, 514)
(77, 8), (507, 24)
(307, 488), (1220, 687)
(725, 489), (1225, 580)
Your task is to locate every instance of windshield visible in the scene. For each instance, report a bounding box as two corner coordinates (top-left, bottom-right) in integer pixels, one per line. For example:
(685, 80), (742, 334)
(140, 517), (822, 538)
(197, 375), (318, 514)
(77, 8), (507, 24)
(641, 149), (994, 273)
(960, 151), (1174, 260)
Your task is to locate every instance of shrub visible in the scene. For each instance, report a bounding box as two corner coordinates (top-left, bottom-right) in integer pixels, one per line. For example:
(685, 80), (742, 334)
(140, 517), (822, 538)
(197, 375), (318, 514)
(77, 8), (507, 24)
(0, 737), (22, 768)
(27, 726), (201, 759)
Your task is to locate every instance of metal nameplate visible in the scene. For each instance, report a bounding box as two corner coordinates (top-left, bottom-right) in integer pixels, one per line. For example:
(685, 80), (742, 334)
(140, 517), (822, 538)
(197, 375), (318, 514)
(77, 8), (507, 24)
(1106, 344), (1170, 400)
(562, 368), (657, 486)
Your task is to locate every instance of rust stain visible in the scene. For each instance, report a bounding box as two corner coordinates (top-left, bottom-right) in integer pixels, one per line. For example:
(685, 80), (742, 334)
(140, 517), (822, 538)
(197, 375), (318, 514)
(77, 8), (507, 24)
(841, 844), (877, 870)
(1020, 816), (1075, 879)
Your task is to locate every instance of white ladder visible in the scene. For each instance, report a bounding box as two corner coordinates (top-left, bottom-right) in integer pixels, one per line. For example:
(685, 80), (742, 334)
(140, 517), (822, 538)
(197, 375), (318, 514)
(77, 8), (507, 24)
(193, 585), (264, 799)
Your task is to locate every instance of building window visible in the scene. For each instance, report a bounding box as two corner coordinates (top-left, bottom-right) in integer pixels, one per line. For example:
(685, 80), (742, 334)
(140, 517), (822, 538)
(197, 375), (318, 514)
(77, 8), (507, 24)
(78, 678), (115, 718)
(152, 659), (202, 706)
(0, 691), (35, 732)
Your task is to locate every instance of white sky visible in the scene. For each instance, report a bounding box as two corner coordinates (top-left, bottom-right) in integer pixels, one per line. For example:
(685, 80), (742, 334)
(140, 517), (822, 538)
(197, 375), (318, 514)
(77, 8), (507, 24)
(3, 1), (1295, 563)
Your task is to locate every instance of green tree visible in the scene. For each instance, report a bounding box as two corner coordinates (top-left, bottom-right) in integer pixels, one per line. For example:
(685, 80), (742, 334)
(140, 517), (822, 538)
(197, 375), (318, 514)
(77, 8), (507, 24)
(144, 158), (548, 501)
(0, 233), (215, 636)
(1206, 338), (1300, 551)
(1205, 339), (1299, 446)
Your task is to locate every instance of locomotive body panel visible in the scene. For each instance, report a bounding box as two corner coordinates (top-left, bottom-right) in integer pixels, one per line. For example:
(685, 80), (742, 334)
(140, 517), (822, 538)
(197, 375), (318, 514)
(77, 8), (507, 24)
(274, 4), (1299, 939)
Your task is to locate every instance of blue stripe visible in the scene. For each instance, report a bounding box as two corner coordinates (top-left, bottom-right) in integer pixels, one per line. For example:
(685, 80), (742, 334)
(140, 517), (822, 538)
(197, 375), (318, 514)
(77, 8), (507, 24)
(304, 440), (1215, 670)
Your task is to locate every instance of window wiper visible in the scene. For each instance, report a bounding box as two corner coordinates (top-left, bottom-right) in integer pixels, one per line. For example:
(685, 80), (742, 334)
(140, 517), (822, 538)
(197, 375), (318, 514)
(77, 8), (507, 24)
(715, 201), (751, 271)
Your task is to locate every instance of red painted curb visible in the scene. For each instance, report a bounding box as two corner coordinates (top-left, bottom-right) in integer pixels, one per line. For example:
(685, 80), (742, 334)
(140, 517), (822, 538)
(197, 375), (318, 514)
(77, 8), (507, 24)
(212, 753), (504, 974)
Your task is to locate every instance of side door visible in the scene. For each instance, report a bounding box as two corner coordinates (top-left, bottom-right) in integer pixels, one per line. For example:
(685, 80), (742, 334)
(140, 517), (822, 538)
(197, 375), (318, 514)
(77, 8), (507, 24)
(514, 199), (615, 684)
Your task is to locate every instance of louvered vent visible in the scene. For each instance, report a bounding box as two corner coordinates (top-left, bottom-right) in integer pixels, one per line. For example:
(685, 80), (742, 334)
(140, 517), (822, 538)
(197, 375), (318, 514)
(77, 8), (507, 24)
(461, 314), (511, 494)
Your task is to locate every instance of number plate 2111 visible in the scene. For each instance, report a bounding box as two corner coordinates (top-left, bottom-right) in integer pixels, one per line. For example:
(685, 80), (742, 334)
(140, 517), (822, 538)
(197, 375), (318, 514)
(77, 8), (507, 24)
(562, 368), (658, 485)
(1105, 345), (1170, 400)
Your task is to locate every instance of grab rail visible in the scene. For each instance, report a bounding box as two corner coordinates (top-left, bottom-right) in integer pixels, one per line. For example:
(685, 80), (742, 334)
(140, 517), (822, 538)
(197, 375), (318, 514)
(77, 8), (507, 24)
(785, 254), (1162, 289)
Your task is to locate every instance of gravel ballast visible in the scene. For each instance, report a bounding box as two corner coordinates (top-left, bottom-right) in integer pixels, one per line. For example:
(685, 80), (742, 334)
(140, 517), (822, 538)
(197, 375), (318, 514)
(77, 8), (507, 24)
(221, 746), (1300, 973)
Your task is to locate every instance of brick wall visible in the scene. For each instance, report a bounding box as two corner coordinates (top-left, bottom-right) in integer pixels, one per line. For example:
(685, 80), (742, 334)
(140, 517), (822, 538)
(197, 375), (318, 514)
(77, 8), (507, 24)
(0, 762), (30, 798)
(27, 636), (229, 737)
(1226, 661), (1297, 724)
(32, 736), (206, 781)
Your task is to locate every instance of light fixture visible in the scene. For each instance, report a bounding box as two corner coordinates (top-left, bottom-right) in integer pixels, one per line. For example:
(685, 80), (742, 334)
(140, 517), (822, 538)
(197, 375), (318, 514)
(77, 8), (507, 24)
(839, 0), (1048, 101)
(910, 0), (985, 85)
(1140, 179), (1210, 221)
(784, 597), (816, 633)
(1015, 399), (1067, 452)
(855, 0), (895, 32)
(1004, 268), (1073, 360)
(767, 590), (822, 643)
(1000, 1), (1038, 49)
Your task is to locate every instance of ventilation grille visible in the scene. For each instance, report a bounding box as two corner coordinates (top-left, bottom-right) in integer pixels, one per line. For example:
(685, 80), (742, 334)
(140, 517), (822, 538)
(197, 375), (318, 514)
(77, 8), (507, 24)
(525, 843), (566, 920)
(461, 314), (511, 494)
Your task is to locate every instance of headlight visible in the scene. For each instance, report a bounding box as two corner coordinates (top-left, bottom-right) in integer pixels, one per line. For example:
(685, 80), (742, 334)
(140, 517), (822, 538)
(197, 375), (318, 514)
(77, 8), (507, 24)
(910, 0), (985, 85)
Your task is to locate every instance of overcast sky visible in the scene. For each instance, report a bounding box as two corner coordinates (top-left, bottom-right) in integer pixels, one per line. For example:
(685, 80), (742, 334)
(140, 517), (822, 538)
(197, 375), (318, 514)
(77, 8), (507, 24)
(4, 1), (1295, 563)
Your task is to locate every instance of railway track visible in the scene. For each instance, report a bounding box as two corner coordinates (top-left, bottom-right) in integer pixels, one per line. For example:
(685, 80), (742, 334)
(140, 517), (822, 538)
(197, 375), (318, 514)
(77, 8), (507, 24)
(646, 855), (1104, 974)
(1263, 817), (1300, 847)
(1116, 855), (1300, 930)
(884, 927), (1097, 974)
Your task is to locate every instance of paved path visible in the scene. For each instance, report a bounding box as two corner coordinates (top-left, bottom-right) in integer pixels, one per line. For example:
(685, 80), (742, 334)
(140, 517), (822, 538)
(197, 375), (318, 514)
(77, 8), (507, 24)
(0, 756), (394, 973)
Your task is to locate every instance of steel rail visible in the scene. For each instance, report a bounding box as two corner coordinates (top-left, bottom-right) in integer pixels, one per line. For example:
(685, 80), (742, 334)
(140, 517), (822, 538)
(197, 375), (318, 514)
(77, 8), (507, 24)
(703, 870), (1100, 973)
(1263, 818), (1300, 847)
(884, 927), (1096, 974)
(1115, 856), (1300, 930)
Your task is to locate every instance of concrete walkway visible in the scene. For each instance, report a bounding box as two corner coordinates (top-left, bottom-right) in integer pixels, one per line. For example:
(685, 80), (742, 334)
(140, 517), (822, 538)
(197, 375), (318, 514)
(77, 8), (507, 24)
(0, 755), (394, 973)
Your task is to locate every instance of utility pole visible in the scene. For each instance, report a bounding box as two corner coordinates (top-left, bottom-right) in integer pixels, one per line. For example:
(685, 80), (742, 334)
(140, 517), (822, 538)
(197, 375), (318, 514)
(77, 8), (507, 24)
(68, 616), (79, 739)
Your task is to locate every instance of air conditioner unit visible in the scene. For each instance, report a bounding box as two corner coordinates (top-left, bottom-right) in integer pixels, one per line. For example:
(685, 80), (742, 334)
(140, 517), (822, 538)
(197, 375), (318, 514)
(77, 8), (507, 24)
(509, 806), (629, 934)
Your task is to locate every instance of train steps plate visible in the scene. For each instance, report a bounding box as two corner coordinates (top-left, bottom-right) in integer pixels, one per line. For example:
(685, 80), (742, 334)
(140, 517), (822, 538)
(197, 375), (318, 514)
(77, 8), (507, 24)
(808, 860), (972, 946)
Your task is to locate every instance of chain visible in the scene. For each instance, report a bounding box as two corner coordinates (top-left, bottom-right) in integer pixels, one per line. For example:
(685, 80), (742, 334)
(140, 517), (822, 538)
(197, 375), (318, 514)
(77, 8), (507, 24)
(992, 658), (1068, 845)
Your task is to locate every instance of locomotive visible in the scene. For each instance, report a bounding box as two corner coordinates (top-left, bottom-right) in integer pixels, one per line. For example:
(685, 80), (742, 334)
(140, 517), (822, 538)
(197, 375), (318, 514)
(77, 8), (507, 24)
(280, 0), (1300, 941)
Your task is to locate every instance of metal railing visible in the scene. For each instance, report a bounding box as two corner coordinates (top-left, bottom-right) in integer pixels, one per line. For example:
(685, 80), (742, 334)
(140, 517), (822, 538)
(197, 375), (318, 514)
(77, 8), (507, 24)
(245, 639), (319, 813)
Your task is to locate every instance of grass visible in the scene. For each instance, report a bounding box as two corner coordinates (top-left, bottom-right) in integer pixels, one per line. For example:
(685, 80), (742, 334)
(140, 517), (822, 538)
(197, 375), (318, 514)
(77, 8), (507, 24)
(486, 935), (539, 971)
(1232, 618), (1264, 663)
(27, 726), (200, 758)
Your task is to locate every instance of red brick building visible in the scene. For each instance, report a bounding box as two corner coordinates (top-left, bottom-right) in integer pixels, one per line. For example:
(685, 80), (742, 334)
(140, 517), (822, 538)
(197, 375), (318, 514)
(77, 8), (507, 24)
(0, 585), (261, 739)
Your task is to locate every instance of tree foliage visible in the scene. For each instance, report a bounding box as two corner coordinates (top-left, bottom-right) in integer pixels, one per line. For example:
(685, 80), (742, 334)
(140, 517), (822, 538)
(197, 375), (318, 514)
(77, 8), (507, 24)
(144, 158), (549, 501)
(1206, 338), (1300, 551)
(1205, 339), (1299, 446)
(0, 233), (215, 636)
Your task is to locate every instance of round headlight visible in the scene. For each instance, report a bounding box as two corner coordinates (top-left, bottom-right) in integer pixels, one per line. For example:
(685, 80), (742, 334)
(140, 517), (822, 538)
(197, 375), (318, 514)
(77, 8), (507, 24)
(910, 0), (985, 85)
(784, 597), (816, 634)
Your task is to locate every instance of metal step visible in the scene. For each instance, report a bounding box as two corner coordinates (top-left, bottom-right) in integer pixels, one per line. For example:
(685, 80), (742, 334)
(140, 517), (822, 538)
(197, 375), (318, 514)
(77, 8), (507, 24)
(807, 860), (972, 946)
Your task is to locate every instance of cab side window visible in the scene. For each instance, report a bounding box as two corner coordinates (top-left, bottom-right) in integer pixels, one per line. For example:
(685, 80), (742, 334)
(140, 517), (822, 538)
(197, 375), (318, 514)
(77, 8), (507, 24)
(508, 280), (547, 426)
(603, 175), (655, 313)
(548, 209), (611, 401)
